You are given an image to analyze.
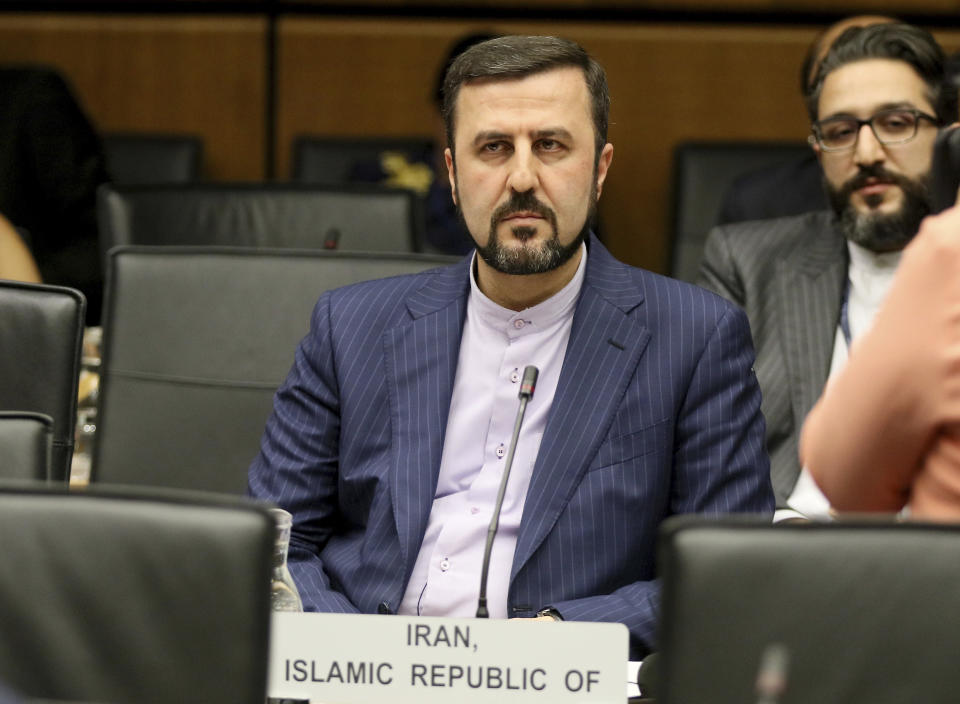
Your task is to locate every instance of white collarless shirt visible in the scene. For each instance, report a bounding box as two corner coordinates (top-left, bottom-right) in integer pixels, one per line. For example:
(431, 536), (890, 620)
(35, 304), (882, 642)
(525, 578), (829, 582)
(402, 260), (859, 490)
(398, 245), (587, 618)
(787, 240), (902, 520)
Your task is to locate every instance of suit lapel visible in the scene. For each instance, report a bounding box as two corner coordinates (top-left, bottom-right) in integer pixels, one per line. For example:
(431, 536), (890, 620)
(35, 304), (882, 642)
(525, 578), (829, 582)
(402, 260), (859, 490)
(776, 217), (847, 488)
(383, 259), (470, 572)
(512, 242), (649, 578)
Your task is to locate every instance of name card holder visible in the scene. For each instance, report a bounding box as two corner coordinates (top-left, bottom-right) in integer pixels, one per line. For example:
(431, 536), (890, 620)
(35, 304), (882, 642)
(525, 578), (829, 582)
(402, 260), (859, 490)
(268, 612), (628, 703)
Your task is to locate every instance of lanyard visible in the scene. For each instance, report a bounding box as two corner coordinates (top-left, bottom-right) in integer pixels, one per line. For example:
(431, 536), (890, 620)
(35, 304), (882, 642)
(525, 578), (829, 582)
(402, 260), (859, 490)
(839, 277), (853, 349)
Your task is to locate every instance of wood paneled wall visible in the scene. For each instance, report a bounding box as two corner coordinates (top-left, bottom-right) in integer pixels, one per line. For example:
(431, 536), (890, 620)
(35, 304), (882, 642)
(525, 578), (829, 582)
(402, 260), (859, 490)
(0, 14), (266, 180)
(1, 12), (959, 271)
(278, 19), (960, 270)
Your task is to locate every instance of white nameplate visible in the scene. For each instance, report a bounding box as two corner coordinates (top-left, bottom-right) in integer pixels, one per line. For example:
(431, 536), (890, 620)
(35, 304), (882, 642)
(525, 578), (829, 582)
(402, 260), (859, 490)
(268, 612), (628, 703)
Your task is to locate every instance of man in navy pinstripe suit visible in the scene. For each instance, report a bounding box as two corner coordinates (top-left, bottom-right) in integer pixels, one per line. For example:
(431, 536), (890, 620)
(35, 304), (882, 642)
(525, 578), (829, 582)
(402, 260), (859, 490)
(249, 35), (773, 658)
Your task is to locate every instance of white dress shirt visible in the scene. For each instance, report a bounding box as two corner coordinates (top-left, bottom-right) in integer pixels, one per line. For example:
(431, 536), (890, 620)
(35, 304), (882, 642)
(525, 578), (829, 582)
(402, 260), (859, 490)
(785, 240), (902, 520)
(398, 245), (587, 618)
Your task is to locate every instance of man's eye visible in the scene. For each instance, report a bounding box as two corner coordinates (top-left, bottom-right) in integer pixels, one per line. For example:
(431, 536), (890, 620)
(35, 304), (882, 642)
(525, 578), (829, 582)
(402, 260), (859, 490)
(876, 113), (914, 132)
(482, 142), (507, 153)
(824, 123), (856, 140)
(537, 139), (563, 151)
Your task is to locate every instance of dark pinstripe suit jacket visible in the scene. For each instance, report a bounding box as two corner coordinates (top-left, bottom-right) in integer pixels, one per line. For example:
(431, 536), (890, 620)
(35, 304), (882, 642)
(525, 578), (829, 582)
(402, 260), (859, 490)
(249, 234), (773, 658)
(698, 211), (848, 505)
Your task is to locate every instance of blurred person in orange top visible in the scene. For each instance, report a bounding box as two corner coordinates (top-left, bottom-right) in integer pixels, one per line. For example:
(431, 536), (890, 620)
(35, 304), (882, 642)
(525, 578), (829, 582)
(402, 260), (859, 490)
(803, 153), (960, 520)
(0, 213), (41, 283)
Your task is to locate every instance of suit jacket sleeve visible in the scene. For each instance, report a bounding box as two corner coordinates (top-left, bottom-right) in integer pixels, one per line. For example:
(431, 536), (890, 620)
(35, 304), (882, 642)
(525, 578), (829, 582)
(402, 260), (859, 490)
(697, 224), (745, 306)
(549, 301), (772, 643)
(248, 291), (360, 613)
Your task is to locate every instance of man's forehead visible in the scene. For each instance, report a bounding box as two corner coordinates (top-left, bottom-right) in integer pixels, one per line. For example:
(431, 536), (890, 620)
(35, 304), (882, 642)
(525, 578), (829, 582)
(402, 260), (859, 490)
(454, 67), (591, 130)
(459, 66), (587, 100)
(819, 58), (933, 116)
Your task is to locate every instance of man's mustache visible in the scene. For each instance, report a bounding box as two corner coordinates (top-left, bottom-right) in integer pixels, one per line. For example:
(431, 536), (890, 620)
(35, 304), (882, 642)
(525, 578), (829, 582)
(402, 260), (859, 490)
(839, 165), (911, 199)
(490, 191), (556, 225)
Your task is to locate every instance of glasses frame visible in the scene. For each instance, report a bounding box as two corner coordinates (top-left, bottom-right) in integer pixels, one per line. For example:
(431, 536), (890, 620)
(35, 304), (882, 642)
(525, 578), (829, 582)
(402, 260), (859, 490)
(809, 108), (940, 152)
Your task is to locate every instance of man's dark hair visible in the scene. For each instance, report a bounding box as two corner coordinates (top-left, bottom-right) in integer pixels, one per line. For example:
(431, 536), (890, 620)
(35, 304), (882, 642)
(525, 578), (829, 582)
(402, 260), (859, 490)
(433, 32), (499, 109)
(806, 23), (958, 124)
(441, 35), (609, 161)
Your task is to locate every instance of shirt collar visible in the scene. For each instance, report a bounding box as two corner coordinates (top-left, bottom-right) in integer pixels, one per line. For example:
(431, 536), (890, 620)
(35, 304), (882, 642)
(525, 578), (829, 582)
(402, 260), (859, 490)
(467, 243), (587, 336)
(846, 240), (903, 307)
(846, 240), (902, 276)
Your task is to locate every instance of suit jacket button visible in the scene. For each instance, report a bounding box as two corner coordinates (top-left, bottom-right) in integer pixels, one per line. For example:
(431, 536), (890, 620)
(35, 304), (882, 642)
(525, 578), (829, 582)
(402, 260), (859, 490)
(377, 602), (393, 615)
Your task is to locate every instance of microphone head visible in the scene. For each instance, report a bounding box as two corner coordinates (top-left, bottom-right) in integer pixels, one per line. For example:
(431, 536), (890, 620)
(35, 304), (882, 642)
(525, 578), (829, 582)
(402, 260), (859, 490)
(519, 365), (539, 399)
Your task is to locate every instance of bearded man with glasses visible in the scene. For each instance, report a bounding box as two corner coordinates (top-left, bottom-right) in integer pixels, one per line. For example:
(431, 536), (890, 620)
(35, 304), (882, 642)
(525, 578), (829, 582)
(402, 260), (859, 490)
(699, 22), (958, 520)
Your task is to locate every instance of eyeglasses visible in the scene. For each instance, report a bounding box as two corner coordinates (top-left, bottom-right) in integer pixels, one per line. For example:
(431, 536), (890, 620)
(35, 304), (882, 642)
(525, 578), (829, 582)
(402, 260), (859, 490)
(809, 108), (939, 152)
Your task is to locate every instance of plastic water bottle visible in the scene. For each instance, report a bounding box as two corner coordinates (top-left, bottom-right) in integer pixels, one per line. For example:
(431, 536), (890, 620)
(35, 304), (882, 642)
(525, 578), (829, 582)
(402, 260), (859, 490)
(270, 508), (303, 613)
(267, 509), (307, 704)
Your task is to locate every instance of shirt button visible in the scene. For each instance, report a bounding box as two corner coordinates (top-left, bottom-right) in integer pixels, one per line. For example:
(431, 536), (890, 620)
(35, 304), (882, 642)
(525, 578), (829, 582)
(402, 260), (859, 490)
(470, 507), (480, 515)
(440, 558), (450, 572)
(510, 369), (520, 383)
(496, 444), (505, 459)
(513, 319), (525, 330)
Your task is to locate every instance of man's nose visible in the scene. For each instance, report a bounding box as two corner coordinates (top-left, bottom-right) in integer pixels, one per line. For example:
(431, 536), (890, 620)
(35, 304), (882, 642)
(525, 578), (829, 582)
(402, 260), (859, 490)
(506, 150), (538, 193)
(853, 123), (885, 166)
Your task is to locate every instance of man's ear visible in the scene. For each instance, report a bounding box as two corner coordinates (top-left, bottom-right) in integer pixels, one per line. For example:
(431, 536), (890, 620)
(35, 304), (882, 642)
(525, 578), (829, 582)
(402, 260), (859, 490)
(595, 143), (614, 198)
(445, 147), (457, 206)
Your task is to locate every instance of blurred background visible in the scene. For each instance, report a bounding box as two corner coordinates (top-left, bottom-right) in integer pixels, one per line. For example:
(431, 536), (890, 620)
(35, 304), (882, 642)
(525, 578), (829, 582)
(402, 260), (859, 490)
(1, 0), (958, 276)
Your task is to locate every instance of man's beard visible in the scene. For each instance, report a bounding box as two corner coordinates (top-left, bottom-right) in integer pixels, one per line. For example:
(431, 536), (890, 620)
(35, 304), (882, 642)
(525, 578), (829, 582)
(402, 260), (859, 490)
(825, 164), (932, 253)
(455, 179), (597, 276)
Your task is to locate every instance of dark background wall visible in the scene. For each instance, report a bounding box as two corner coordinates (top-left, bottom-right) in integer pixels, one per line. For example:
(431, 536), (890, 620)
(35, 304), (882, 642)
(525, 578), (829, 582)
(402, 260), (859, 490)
(1, 2), (958, 273)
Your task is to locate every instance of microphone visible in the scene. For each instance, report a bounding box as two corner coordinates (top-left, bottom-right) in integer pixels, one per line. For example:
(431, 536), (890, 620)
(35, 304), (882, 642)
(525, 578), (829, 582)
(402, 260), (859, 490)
(323, 227), (341, 249)
(476, 365), (539, 618)
(754, 643), (790, 704)
(635, 652), (659, 699)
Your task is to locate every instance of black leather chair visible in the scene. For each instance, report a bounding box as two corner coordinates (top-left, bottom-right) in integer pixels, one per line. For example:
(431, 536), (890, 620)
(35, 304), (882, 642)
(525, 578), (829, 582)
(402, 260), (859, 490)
(93, 246), (457, 494)
(0, 411), (52, 480)
(657, 516), (960, 704)
(96, 182), (423, 265)
(669, 141), (812, 282)
(932, 125), (960, 213)
(291, 134), (434, 185)
(0, 280), (85, 481)
(102, 132), (203, 185)
(0, 482), (273, 704)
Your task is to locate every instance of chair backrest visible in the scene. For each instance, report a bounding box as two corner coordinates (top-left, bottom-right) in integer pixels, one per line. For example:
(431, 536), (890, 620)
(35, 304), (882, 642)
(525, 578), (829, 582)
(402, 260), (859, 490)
(93, 246), (458, 494)
(291, 134), (434, 185)
(669, 141), (811, 282)
(97, 182), (422, 265)
(932, 125), (960, 213)
(0, 482), (273, 704)
(0, 411), (52, 481)
(102, 132), (203, 185)
(657, 517), (960, 704)
(0, 280), (85, 481)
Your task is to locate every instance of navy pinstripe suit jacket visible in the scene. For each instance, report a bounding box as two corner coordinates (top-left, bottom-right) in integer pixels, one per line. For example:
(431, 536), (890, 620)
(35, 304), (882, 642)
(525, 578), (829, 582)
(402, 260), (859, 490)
(248, 234), (773, 658)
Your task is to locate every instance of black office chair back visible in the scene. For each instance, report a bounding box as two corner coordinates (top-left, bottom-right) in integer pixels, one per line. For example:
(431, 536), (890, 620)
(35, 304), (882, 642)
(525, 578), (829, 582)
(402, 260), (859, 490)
(669, 141), (811, 282)
(0, 281), (85, 481)
(0, 411), (52, 480)
(103, 132), (203, 185)
(97, 182), (422, 266)
(0, 483), (273, 704)
(93, 246), (458, 494)
(292, 134), (434, 185)
(932, 126), (960, 213)
(658, 516), (960, 704)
